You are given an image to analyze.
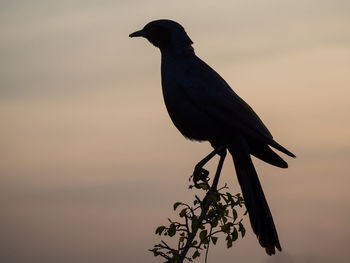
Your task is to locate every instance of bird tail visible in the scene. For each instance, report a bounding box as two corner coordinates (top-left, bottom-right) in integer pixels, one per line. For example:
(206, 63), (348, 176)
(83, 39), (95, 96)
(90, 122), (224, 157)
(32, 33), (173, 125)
(228, 138), (282, 255)
(249, 140), (288, 168)
(268, 139), (296, 158)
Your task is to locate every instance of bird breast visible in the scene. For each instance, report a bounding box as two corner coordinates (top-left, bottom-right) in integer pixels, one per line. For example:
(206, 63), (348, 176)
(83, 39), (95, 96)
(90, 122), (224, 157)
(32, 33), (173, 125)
(160, 54), (221, 141)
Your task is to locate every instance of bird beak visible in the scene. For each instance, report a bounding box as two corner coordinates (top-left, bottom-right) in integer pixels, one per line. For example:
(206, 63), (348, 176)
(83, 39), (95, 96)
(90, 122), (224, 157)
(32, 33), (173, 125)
(129, 29), (146, 38)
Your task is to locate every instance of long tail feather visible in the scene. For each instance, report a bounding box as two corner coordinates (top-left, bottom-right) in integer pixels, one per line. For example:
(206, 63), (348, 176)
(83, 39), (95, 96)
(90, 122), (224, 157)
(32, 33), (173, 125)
(228, 137), (281, 255)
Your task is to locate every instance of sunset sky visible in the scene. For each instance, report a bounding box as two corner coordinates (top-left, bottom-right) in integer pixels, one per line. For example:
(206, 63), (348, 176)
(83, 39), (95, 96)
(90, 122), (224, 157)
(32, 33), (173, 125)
(1, 1), (350, 262)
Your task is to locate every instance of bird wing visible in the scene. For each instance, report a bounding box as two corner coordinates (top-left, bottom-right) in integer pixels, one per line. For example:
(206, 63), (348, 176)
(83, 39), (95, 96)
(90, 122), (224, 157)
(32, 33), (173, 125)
(181, 56), (273, 143)
(180, 56), (295, 158)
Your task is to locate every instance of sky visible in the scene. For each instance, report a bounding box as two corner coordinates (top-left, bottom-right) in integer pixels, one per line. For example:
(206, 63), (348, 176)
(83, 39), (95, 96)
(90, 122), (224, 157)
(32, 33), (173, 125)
(1, 0), (350, 262)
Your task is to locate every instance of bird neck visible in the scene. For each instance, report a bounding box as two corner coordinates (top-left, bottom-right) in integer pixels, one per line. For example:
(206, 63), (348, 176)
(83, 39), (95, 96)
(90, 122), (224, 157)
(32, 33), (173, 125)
(160, 44), (195, 58)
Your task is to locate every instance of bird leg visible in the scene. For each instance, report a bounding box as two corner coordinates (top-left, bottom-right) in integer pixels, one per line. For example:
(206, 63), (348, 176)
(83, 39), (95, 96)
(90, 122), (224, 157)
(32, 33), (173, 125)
(192, 146), (226, 188)
(211, 149), (226, 190)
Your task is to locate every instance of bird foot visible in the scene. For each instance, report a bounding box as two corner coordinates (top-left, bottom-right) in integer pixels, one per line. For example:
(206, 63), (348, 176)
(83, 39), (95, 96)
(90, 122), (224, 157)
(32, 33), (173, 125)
(192, 166), (210, 189)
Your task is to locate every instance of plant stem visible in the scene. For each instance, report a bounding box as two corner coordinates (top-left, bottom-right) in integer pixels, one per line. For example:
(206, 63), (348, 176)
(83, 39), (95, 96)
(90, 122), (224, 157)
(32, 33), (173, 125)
(178, 191), (213, 262)
(179, 162), (224, 262)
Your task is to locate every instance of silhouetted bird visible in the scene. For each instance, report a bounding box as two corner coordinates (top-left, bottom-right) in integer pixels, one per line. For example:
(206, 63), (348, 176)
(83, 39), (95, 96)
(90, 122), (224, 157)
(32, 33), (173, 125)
(130, 19), (295, 255)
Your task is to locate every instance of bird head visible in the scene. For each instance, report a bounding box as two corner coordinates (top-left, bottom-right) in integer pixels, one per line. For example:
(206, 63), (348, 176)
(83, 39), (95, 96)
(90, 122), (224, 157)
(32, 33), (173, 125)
(129, 19), (194, 53)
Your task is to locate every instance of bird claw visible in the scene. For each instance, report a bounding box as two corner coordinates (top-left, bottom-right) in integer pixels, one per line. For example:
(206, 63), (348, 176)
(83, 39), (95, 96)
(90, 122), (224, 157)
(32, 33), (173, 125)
(192, 166), (210, 188)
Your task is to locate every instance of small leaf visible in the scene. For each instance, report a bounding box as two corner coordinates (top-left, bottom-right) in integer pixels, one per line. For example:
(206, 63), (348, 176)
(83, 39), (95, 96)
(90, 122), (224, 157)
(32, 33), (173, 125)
(221, 223), (231, 233)
(191, 216), (199, 232)
(168, 223), (176, 237)
(211, 217), (219, 228)
(150, 248), (160, 256)
(155, 226), (166, 235)
(221, 195), (228, 203)
(227, 192), (234, 203)
(192, 250), (200, 259)
(211, 236), (218, 245)
(179, 236), (185, 242)
(232, 209), (238, 221)
(207, 209), (215, 219)
(199, 229), (208, 242)
(199, 183), (209, 190)
(173, 202), (181, 211)
(239, 222), (246, 238)
(226, 235), (233, 248)
(179, 208), (187, 217)
(232, 227), (238, 241)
